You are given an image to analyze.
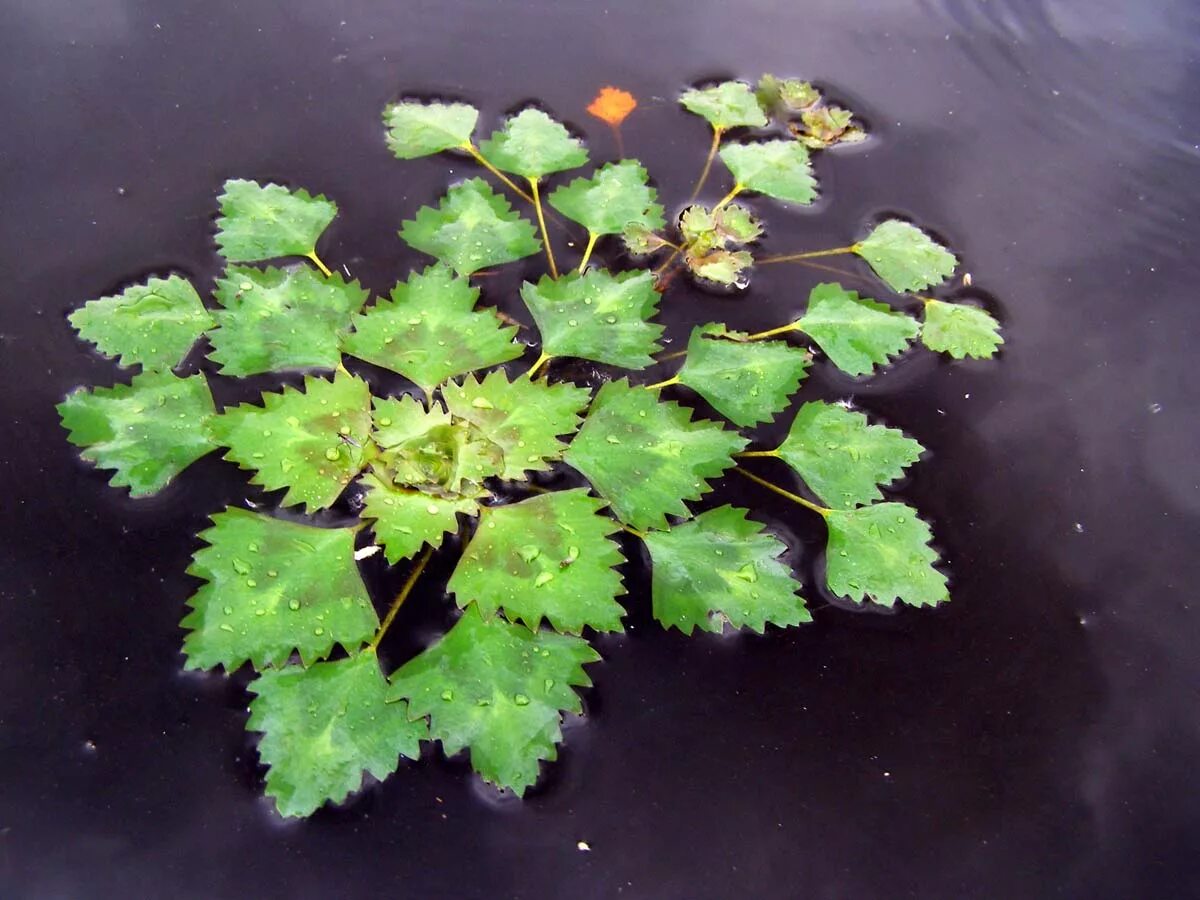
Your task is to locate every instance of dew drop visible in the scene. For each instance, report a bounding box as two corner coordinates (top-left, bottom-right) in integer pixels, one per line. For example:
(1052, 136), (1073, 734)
(471, 397), (494, 409)
(232, 559), (251, 575)
(314, 627), (325, 635)
(514, 694), (530, 706)
(378, 417), (392, 427)
(441, 690), (454, 701)
(219, 623), (234, 633)
(427, 503), (440, 514)
(325, 447), (341, 461)
(534, 572), (554, 588)
(222, 605), (233, 615)
(288, 598), (301, 611)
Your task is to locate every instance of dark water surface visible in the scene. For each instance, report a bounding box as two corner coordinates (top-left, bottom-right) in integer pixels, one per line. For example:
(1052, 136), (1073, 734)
(2, 1), (1198, 897)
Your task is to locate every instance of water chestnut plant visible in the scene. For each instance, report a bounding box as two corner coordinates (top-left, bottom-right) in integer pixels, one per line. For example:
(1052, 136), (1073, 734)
(58, 75), (1003, 817)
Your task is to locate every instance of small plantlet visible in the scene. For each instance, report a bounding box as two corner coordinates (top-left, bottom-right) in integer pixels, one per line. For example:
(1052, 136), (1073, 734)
(59, 75), (1003, 817)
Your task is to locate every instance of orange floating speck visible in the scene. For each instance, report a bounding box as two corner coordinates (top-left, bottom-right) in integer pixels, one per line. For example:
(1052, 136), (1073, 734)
(587, 87), (637, 127)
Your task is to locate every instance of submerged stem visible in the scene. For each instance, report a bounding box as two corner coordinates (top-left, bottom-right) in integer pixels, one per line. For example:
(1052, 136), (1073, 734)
(688, 126), (724, 202)
(734, 467), (829, 517)
(463, 142), (534, 203)
(368, 546), (433, 650)
(654, 244), (684, 276)
(610, 123), (626, 159)
(305, 251), (333, 278)
(758, 245), (858, 264)
(530, 178), (558, 277)
(578, 231), (599, 273)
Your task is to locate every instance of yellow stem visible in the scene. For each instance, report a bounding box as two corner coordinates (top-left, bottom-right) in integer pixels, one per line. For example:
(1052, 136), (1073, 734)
(744, 323), (801, 341)
(758, 245), (858, 264)
(306, 251), (333, 278)
(737, 450), (779, 459)
(530, 178), (558, 277)
(645, 374), (680, 390)
(368, 546), (433, 649)
(734, 467), (829, 517)
(654, 244), (684, 276)
(713, 184), (743, 211)
(525, 352), (552, 378)
(688, 126), (724, 202)
(463, 142), (534, 203)
(619, 523), (646, 539)
(578, 231), (599, 273)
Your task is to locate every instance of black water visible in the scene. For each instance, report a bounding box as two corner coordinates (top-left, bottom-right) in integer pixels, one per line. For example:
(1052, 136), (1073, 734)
(2, 1), (1198, 897)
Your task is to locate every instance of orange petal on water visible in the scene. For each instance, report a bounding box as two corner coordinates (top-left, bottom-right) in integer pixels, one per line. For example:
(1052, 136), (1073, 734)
(587, 87), (637, 127)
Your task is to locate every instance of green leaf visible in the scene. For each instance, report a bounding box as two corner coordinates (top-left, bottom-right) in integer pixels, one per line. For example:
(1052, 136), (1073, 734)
(797, 283), (919, 376)
(644, 506), (809, 634)
(824, 503), (948, 607)
(677, 324), (811, 426)
(360, 474), (478, 565)
(449, 489), (626, 634)
(208, 370), (372, 512)
(621, 222), (672, 256)
(719, 140), (817, 205)
(399, 178), (541, 276)
(208, 265), (367, 377)
(58, 370), (216, 497)
(520, 269), (663, 369)
(181, 507), (378, 670)
(679, 204), (761, 252)
(478, 108), (588, 179)
(756, 74), (820, 115)
(687, 248), (753, 287)
(794, 105), (866, 150)
(713, 203), (763, 244)
(383, 100), (478, 159)
(248, 653), (425, 818)
(563, 379), (747, 531)
(773, 401), (923, 508)
(68, 275), (214, 370)
(442, 370), (590, 480)
(547, 160), (665, 236)
(921, 300), (1003, 359)
(679, 81), (767, 130)
(342, 263), (521, 392)
(854, 220), (957, 293)
(215, 179), (337, 264)
(387, 604), (599, 795)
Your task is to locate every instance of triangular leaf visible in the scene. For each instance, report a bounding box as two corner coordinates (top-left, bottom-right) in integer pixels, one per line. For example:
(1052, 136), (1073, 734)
(520, 269), (663, 369)
(68, 275), (213, 370)
(383, 100), (478, 159)
(399, 179), (541, 276)
(547, 160), (665, 236)
(449, 490), (626, 634)
(215, 179), (337, 264)
(719, 140), (817, 205)
(922, 299), (1003, 359)
(360, 474), (478, 565)
(208, 265), (367, 377)
(797, 282), (919, 376)
(824, 503), (948, 607)
(679, 81), (767, 130)
(478, 109), (588, 179)
(181, 507), (378, 671)
(208, 370), (372, 512)
(774, 401), (923, 508)
(854, 220), (957, 293)
(644, 506), (809, 634)
(442, 371), (590, 480)
(58, 370), (216, 497)
(387, 604), (599, 795)
(248, 653), (425, 817)
(342, 263), (522, 392)
(677, 324), (811, 426)
(563, 379), (747, 531)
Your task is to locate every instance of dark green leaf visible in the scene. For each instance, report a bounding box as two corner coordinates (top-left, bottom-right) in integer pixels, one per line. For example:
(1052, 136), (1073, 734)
(854, 220), (957, 293)
(797, 283), (919, 376)
(383, 100), (478, 159)
(921, 299), (1003, 359)
(547, 160), (664, 236)
(360, 474), (478, 565)
(215, 179), (337, 264)
(824, 503), (948, 607)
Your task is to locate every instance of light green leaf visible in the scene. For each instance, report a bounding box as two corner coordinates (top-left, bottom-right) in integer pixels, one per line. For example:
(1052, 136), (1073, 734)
(563, 379), (747, 531)
(360, 474), (478, 565)
(774, 401), (923, 508)
(854, 220), (957, 293)
(547, 160), (665, 236)
(679, 203), (761, 253)
(756, 75), (820, 116)
(520, 269), (663, 369)
(794, 105), (865, 150)
(644, 506), (809, 634)
(922, 299), (1003, 359)
(478, 108), (588, 179)
(797, 282), (919, 376)
(181, 507), (378, 671)
(248, 653), (425, 818)
(443, 370), (590, 480)
(68, 275), (213, 371)
(825, 503), (948, 607)
(719, 140), (817, 205)
(399, 178), (541, 276)
(341, 263), (521, 392)
(679, 81), (767, 130)
(208, 266), (367, 377)
(215, 179), (337, 264)
(208, 370), (372, 512)
(383, 100), (478, 158)
(713, 203), (763, 244)
(58, 370), (216, 497)
(677, 324), (810, 426)
(449, 490), (626, 634)
(621, 222), (672, 256)
(688, 249), (753, 286)
(387, 604), (599, 795)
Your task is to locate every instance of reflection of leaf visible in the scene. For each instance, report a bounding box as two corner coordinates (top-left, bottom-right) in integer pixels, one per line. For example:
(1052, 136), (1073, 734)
(520, 269), (663, 369)
(644, 506), (809, 634)
(547, 160), (664, 236)
(854, 220), (957, 293)
(399, 179), (541, 276)
(248, 654), (425, 817)
(383, 100), (478, 158)
(215, 179), (337, 264)
(387, 605), (599, 796)
(181, 507), (378, 671)
(679, 82), (767, 130)
(824, 503), (948, 608)
(68, 275), (213, 371)
(774, 401), (923, 508)
(586, 86), (637, 126)
(719, 140), (817, 205)
(478, 109), (588, 179)
(360, 474), (478, 564)
(797, 283), (919, 376)
(921, 300), (1003, 359)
